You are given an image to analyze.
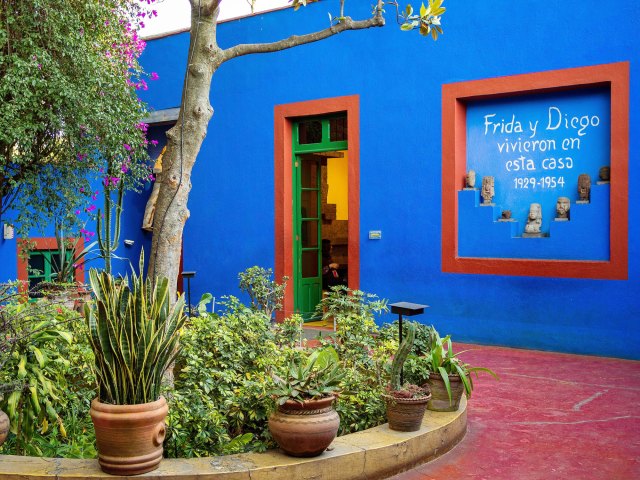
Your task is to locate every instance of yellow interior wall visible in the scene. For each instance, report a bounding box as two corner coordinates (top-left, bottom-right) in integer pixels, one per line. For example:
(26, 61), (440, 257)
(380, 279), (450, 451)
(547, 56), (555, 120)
(327, 150), (348, 220)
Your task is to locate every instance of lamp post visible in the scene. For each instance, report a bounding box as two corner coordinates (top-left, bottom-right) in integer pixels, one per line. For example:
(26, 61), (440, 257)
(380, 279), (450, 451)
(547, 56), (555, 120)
(389, 302), (428, 385)
(181, 271), (196, 316)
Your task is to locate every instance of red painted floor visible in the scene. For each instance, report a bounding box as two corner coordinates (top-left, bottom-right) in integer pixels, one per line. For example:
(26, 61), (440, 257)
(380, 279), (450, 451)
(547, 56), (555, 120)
(388, 344), (640, 480)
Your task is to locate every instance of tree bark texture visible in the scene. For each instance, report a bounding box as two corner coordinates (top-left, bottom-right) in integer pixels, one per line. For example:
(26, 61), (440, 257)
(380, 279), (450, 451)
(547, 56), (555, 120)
(149, 0), (385, 298)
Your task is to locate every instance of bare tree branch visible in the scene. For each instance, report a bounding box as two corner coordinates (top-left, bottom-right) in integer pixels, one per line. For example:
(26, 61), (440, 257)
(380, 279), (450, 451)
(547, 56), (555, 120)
(222, 1), (385, 62)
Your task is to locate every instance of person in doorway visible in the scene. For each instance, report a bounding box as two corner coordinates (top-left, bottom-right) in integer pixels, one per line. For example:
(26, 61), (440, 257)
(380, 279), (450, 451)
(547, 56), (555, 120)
(322, 239), (343, 290)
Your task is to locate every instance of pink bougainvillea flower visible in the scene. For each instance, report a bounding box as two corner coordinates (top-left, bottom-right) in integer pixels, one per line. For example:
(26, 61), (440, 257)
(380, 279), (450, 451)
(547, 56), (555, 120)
(150, 140), (158, 146)
(74, 210), (81, 216)
(149, 72), (159, 81)
(121, 163), (129, 173)
(86, 205), (97, 213)
(123, 143), (132, 151)
(148, 174), (156, 181)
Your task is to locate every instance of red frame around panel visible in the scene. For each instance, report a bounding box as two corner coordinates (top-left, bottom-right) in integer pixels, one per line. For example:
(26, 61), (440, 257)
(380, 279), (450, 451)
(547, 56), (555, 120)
(17, 237), (86, 284)
(275, 95), (360, 320)
(442, 62), (629, 279)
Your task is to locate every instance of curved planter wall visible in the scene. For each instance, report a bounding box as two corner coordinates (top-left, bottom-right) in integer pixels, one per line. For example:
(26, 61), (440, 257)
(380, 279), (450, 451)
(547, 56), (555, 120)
(0, 398), (466, 480)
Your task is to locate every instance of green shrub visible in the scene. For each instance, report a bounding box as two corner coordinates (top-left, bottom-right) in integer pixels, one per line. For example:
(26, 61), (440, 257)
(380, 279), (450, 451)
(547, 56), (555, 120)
(0, 292), (96, 457)
(165, 297), (295, 457)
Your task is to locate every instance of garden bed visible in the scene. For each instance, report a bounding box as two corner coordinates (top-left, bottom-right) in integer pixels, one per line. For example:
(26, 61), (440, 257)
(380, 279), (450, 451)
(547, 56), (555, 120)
(0, 397), (466, 480)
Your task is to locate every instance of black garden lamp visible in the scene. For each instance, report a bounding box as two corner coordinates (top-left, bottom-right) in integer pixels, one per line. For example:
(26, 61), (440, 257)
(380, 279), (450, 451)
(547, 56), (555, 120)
(181, 271), (196, 316)
(389, 302), (428, 385)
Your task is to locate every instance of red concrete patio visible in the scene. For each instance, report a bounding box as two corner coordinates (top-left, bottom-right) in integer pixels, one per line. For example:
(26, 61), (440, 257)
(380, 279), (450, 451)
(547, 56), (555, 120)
(389, 344), (640, 480)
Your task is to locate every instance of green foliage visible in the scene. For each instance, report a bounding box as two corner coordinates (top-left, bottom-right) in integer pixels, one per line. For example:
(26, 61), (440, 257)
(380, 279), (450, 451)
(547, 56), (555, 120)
(316, 286), (388, 359)
(271, 347), (345, 405)
(238, 266), (288, 319)
(84, 250), (187, 405)
(0, 0), (154, 235)
(379, 321), (436, 356)
(315, 286), (394, 435)
(0, 285), (86, 455)
(426, 328), (499, 403)
(0, 284), (97, 457)
(273, 314), (304, 348)
(48, 223), (97, 283)
(165, 297), (292, 457)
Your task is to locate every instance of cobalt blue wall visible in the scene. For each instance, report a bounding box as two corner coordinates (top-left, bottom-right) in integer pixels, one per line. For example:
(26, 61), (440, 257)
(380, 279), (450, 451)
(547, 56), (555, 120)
(2, 1), (635, 358)
(138, 0), (640, 359)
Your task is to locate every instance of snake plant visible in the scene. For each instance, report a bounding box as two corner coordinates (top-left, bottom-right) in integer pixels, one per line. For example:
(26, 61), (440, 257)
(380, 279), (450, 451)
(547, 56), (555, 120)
(84, 250), (186, 405)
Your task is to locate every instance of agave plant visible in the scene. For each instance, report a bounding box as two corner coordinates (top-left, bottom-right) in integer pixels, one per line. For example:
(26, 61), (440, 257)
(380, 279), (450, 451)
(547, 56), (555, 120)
(84, 250), (186, 405)
(271, 347), (345, 405)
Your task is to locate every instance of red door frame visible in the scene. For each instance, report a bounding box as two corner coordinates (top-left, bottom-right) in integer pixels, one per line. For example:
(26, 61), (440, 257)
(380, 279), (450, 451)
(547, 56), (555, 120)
(274, 95), (360, 320)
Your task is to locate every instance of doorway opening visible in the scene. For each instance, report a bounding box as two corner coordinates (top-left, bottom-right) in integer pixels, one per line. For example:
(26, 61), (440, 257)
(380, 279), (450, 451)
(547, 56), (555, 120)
(274, 95), (360, 322)
(293, 116), (349, 319)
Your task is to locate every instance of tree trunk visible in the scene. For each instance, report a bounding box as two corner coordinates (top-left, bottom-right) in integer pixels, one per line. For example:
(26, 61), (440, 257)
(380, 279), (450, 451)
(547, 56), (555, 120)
(149, 1), (222, 298)
(148, 1), (386, 296)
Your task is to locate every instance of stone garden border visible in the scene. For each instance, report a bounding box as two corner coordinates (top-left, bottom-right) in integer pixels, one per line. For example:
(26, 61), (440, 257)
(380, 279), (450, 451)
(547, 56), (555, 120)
(0, 397), (466, 479)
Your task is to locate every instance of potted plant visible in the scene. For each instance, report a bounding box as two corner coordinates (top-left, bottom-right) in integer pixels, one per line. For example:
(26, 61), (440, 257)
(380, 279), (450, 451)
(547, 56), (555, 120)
(84, 251), (186, 475)
(382, 322), (431, 432)
(268, 346), (345, 457)
(425, 328), (498, 412)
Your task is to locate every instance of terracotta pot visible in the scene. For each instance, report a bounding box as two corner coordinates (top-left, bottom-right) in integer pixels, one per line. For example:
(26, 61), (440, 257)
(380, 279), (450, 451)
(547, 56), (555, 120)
(427, 372), (466, 412)
(90, 396), (168, 475)
(0, 409), (9, 447)
(268, 396), (340, 457)
(383, 392), (431, 432)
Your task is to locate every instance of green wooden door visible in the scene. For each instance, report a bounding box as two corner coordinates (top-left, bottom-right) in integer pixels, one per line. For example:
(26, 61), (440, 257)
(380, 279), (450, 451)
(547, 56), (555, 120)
(294, 153), (322, 318)
(292, 116), (348, 319)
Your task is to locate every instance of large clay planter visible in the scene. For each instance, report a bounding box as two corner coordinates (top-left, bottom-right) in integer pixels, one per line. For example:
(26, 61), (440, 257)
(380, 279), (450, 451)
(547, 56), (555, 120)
(90, 396), (168, 475)
(427, 372), (466, 412)
(0, 409), (9, 447)
(268, 396), (340, 457)
(383, 392), (431, 432)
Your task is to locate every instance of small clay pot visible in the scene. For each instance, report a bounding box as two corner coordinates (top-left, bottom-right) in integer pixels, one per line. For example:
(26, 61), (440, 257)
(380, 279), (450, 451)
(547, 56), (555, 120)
(383, 392), (431, 432)
(427, 372), (466, 412)
(268, 396), (339, 457)
(90, 396), (168, 475)
(0, 409), (10, 447)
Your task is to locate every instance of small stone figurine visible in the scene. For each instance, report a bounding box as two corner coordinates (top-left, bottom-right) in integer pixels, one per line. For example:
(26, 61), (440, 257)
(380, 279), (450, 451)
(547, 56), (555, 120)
(598, 166), (610, 184)
(555, 197), (570, 221)
(480, 176), (494, 205)
(523, 203), (542, 236)
(465, 170), (476, 189)
(577, 174), (591, 203)
(501, 210), (512, 220)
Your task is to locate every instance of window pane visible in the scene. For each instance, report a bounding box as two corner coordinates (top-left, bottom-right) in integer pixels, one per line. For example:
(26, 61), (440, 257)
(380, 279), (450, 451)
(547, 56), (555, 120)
(300, 157), (319, 188)
(301, 190), (318, 219)
(28, 253), (45, 275)
(330, 116), (348, 142)
(301, 221), (318, 248)
(298, 120), (322, 144)
(302, 250), (319, 278)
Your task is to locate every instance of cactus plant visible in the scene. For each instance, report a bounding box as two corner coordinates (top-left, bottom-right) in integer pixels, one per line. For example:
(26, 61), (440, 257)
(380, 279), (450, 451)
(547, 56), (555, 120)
(390, 322), (416, 391)
(96, 181), (124, 275)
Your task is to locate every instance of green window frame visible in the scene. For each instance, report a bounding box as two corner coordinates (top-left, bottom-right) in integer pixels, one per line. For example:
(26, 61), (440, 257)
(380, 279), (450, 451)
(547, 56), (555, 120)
(27, 250), (74, 289)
